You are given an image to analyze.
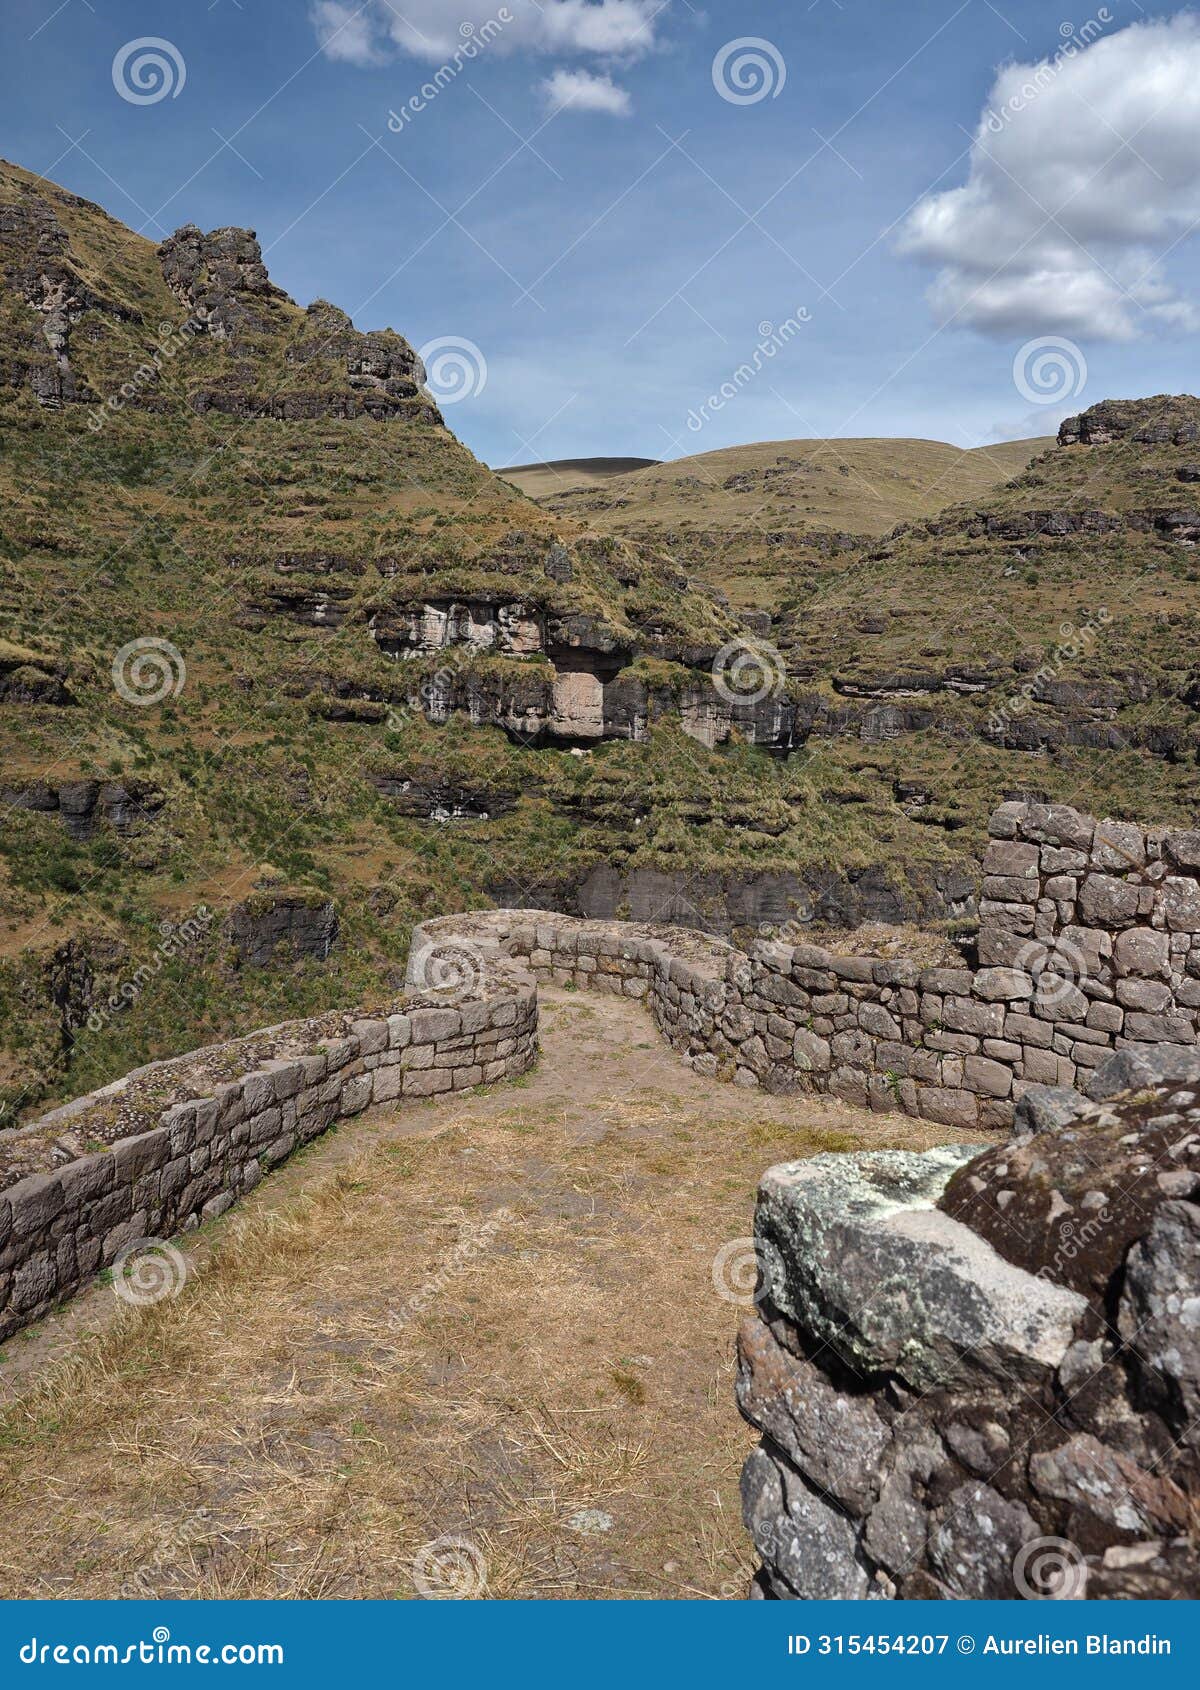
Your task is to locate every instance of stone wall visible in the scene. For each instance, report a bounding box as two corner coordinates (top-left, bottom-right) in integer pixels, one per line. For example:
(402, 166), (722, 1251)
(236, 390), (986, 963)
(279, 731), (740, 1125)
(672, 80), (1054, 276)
(737, 1050), (1200, 1600)
(411, 798), (1200, 1137)
(0, 962), (536, 1341)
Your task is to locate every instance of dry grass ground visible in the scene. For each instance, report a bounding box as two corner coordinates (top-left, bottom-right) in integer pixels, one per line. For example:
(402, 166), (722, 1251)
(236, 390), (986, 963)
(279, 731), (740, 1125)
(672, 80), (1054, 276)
(0, 989), (989, 1600)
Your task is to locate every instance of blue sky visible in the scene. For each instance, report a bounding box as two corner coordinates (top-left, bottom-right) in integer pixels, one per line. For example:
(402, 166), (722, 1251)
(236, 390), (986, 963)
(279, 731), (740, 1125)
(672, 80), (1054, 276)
(3, 0), (1199, 466)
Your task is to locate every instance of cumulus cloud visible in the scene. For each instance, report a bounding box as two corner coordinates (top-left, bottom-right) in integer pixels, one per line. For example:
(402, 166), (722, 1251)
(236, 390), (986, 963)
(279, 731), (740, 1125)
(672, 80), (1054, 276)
(540, 67), (632, 115)
(310, 0), (385, 67)
(898, 15), (1200, 341)
(311, 0), (663, 66)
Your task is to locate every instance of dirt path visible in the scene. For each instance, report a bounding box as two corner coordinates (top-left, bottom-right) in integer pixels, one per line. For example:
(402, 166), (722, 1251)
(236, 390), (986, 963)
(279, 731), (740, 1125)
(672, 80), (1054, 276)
(0, 988), (989, 1599)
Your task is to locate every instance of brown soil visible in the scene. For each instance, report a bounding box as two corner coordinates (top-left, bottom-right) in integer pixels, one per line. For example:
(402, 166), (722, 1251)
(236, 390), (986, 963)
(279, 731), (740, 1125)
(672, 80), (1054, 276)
(0, 988), (988, 1599)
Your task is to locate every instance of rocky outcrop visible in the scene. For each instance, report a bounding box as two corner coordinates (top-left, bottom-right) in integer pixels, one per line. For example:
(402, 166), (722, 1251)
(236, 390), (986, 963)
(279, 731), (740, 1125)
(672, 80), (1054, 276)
(1, 777), (163, 838)
(738, 1058), (1200, 1600)
(226, 892), (339, 967)
(1059, 397), (1200, 447)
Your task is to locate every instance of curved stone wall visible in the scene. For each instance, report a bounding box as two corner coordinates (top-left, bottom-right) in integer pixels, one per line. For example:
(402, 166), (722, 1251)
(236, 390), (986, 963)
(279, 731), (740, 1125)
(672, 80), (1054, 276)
(411, 799), (1200, 1137)
(0, 963), (537, 1341)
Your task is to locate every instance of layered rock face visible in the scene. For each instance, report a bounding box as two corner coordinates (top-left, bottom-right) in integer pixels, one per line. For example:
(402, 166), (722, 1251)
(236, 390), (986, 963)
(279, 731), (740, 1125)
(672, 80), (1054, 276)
(739, 1055), (1200, 1600)
(226, 892), (339, 967)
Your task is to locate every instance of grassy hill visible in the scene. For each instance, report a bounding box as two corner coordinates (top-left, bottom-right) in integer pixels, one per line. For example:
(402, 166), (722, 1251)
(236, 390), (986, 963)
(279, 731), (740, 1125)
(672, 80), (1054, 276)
(0, 157), (1196, 1133)
(500, 456), (661, 499)
(524, 435), (1052, 608)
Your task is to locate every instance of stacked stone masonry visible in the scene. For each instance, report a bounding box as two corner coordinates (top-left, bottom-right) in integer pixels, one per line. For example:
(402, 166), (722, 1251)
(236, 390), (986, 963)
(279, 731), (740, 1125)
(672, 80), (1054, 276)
(0, 966), (537, 1341)
(415, 799), (1200, 1137)
(737, 1051), (1200, 1600)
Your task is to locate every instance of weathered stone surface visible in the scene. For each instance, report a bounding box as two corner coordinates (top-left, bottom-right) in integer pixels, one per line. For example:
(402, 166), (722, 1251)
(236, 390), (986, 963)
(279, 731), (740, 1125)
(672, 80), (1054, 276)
(740, 1448), (873, 1599)
(928, 1482), (1038, 1599)
(1030, 1433), (1190, 1537)
(756, 1150), (1087, 1390)
(1118, 1199), (1200, 1448)
(736, 1317), (890, 1514)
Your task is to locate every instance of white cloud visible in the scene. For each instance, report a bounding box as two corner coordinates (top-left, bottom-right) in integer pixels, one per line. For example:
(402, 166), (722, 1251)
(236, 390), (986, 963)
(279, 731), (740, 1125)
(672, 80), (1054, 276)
(312, 1), (663, 66)
(540, 67), (632, 115)
(898, 15), (1200, 341)
(310, 1), (384, 67)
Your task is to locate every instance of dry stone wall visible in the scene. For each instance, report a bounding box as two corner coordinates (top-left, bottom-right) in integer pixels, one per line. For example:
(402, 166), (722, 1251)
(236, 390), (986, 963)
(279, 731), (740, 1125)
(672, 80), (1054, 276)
(737, 1054), (1200, 1600)
(413, 799), (1200, 1137)
(0, 964), (536, 1341)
